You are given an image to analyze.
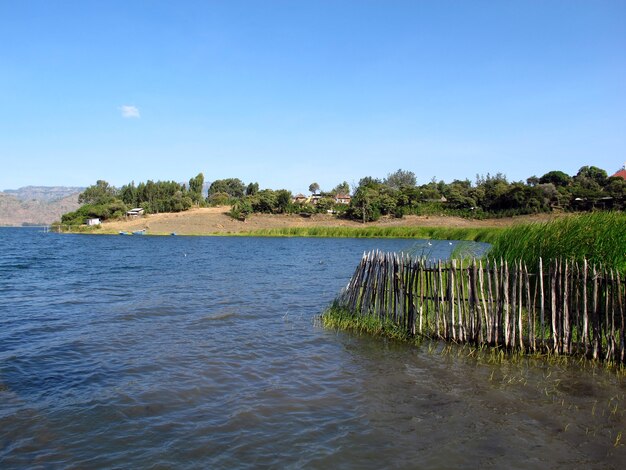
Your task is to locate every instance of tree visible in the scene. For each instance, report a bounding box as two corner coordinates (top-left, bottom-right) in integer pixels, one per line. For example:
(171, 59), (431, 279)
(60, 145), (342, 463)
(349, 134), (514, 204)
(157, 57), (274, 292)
(78, 180), (118, 205)
(539, 170), (571, 187)
(575, 166), (608, 186)
(275, 189), (292, 213)
(188, 172), (205, 204)
(229, 198), (253, 221)
(395, 186), (421, 211)
(536, 183), (560, 206)
(131, 180), (189, 213)
(347, 181), (399, 222)
(207, 191), (231, 206)
(119, 182), (138, 207)
(384, 169), (416, 189)
(308, 182), (320, 194)
(605, 177), (626, 209)
(246, 182), (259, 196)
(171, 190), (193, 212)
(208, 178), (245, 199)
(316, 196), (336, 213)
(526, 175), (539, 187)
(445, 182), (476, 209)
(331, 181), (350, 195)
(478, 173), (509, 211)
(357, 176), (381, 189)
(250, 190), (278, 213)
(349, 186), (379, 223)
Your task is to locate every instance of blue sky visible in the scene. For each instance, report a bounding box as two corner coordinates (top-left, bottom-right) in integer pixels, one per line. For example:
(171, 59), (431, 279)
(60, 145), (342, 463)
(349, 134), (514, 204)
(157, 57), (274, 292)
(1, 0), (624, 194)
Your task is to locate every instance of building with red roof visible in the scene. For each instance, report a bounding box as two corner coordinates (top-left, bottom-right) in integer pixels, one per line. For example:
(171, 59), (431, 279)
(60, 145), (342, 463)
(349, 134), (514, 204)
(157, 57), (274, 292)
(611, 163), (626, 180)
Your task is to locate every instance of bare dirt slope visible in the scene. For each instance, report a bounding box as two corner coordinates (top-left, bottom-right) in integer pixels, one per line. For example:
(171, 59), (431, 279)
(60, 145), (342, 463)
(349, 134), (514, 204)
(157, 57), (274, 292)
(101, 207), (559, 235)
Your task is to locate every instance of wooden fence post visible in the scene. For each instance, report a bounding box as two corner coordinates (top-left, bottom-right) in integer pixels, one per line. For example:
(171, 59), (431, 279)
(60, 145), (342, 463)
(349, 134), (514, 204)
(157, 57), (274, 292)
(334, 250), (624, 365)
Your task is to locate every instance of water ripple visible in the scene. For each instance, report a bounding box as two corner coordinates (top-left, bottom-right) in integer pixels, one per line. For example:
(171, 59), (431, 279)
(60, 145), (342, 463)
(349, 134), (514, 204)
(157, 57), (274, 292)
(0, 229), (623, 468)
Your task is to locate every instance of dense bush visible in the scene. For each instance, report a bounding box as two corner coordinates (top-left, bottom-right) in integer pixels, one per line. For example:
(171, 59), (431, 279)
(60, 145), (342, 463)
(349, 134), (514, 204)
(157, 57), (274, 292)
(61, 200), (128, 225)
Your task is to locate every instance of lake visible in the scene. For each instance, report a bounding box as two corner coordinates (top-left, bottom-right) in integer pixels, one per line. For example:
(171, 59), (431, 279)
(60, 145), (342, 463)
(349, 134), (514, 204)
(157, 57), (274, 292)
(0, 228), (623, 468)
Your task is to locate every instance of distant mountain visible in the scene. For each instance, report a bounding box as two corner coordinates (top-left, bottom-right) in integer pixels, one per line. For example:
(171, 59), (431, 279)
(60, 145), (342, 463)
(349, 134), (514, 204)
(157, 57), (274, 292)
(0, 187), (82, 226)
(3, 185), (84, 202)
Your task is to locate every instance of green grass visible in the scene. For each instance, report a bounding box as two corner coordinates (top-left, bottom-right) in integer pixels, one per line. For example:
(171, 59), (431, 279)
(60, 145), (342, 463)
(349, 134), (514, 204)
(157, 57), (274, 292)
(488, 212), (626, 273)
(321, 302), (416, 342)
(215, 225), (503, 242)
(64, 224), (503, 241)
(322, 304), (626, 373)
(53, 224), (103, 233)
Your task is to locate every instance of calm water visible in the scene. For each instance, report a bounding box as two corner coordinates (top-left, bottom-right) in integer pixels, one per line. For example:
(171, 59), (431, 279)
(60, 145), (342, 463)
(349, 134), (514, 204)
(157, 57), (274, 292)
(0, 228), (624, 468)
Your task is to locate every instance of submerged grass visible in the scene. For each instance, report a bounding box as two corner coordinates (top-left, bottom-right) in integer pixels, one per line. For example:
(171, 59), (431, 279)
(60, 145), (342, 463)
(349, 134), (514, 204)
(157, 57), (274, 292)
(321, 302), (417, 343)
(322, 303), (626, 374)
(219, 225), (502, 242)
(488, 212), (626, 273)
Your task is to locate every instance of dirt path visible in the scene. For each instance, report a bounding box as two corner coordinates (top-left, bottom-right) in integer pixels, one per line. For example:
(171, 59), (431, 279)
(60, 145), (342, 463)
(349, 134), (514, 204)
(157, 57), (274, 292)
(100, 207), (560, 235)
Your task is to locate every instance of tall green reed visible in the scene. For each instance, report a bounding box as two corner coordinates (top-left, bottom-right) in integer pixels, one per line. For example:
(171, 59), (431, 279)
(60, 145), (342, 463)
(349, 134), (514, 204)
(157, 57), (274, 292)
(488, 212), (626, 273)
(220, 225), (502, 242)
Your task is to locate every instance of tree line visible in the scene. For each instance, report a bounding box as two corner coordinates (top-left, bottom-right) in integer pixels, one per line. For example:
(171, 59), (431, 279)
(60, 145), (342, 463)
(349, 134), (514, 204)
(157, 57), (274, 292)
(61, 175), (204, 225)
(347, 165), (626, 222)
(61, 164), (626, 225)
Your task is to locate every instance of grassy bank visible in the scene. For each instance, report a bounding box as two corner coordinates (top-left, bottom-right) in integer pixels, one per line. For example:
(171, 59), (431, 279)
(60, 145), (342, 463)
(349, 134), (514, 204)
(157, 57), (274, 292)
(218, 225), (503, 242)
(488, 212), (626, 273)
(61, 225), (503, 241)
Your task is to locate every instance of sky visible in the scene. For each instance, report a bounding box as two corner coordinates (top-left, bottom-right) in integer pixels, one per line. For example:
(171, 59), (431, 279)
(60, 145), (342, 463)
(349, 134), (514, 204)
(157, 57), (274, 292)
(0, 0), (624, 194)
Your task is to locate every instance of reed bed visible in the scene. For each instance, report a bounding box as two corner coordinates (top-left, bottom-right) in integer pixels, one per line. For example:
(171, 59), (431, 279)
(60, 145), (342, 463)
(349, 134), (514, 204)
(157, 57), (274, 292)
(489, 212), (626, 274)
(221, 225), (502, 242)
(325, 250), (626, 365)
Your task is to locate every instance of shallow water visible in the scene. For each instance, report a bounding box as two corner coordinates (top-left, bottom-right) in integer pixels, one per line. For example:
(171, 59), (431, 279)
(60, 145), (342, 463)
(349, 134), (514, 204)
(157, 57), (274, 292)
(0, 228), (623, 468)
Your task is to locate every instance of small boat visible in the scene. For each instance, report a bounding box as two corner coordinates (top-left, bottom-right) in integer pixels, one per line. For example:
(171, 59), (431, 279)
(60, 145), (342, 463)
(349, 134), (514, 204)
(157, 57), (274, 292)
(119, 231), (132, 235)
(171, 232), (177, 236)
(132, 229), (146, 235)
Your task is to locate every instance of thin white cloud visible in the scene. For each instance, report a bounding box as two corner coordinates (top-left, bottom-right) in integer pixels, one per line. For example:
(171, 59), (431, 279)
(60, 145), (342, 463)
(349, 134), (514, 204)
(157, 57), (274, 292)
(120, 105), (140, 118)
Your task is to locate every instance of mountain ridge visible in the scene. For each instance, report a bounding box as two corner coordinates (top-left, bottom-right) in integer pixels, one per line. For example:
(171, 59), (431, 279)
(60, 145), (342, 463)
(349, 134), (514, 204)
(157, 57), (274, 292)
(2, 185), (84, 202)
(0, 187), (83, 225)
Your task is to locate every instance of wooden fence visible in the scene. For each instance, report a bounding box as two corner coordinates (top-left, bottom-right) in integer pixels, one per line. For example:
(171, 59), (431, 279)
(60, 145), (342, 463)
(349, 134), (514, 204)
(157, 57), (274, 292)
(336, 251), (625, 365)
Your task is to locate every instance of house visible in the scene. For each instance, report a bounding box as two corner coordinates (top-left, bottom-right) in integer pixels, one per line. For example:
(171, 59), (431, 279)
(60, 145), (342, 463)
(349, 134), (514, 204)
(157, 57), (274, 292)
(611, 163), (626, 180)
(85, 218), (101, 226)
(292, 193), (307, 204)
(335, 193), (351, 205)
(309, 193), (322, 205)
(126, 208), (145, 218)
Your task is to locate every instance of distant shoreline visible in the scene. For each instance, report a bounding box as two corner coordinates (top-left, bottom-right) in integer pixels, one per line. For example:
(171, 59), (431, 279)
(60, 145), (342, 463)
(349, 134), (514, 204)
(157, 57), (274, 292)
(85, 206), (562, 239)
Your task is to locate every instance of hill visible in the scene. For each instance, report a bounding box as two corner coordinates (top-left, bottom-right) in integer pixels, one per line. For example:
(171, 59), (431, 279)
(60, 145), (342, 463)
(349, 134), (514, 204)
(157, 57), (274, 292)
(2, 185), (84, 202)
(0, 189), (82, 226)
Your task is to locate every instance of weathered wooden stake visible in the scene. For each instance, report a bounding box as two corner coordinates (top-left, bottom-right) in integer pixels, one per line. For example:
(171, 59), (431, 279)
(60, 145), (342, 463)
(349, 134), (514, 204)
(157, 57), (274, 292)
(335, 251), (624, 365)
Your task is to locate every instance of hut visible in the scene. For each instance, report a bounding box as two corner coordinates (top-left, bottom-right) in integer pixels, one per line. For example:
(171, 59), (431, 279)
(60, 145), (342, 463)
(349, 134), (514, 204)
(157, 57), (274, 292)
(126, 208), (145, 218)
